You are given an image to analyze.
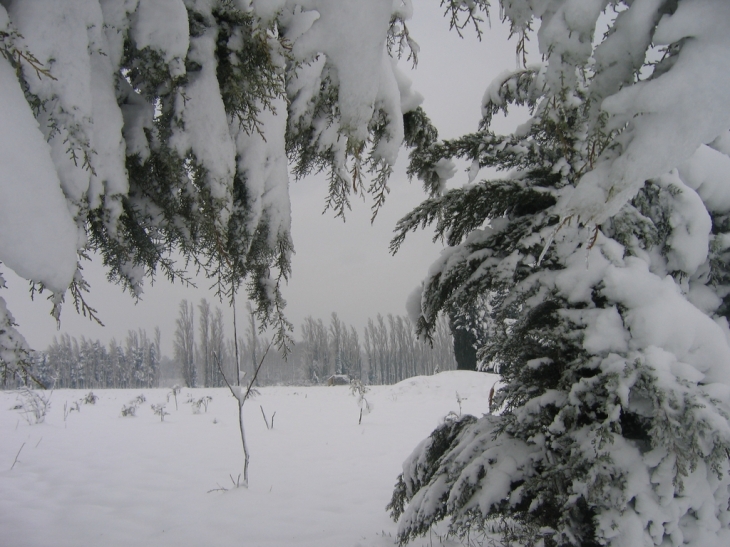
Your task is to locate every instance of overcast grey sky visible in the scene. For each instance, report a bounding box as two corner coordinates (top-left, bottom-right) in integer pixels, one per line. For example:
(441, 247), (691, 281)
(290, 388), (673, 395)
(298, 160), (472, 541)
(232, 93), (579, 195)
(4, 4), (524, 357)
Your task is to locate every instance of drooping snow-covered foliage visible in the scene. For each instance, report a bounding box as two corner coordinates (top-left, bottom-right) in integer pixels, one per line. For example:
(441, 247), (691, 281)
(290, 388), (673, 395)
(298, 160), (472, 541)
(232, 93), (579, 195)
(0, 0), (420, 384)
(390, 1), (730, 546)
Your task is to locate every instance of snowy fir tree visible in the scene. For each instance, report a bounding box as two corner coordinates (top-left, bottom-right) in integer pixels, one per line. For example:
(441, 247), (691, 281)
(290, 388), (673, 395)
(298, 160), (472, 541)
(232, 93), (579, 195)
(388, 1), (730, 546)
(0, 0), (421, 384)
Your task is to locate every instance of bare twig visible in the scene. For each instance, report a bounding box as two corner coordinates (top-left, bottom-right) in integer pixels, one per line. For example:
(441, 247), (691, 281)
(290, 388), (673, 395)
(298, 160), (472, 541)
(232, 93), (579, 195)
(10, 442), (25, 470)
(586, 225), (600, 251)
(260, 405), (270, 430)
(537, 215), (573, 267)
(233, 292), (241, 386)
(230, 474), (241, 487)
(207, 483), (228, 494)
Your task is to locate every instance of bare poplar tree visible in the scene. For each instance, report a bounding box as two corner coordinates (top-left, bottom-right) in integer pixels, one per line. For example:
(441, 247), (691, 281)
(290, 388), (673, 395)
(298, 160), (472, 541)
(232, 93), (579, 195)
(173, 300), (196, 387)
(198, 298), (211, 387)
(329, 312), (345, 376)
(301, 316), (329, 383)
(210, 307), (226, 387)
(344, 326), (362, 381)
(431, 315), (457, 373)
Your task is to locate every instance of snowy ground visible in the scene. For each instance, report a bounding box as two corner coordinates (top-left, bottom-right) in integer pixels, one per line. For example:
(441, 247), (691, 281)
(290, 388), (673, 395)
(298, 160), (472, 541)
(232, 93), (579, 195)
(1, 371), (498, 547)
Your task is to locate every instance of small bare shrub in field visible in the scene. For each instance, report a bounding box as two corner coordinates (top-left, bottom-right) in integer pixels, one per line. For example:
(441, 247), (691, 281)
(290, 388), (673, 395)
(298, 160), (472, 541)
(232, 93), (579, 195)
(120, 394), (147, 417)
(151, 403), (169, 421)
(13, 388), (51, 425)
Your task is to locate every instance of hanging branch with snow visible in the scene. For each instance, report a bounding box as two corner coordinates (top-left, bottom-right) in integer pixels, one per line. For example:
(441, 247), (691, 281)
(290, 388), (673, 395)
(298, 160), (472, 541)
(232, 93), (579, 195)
(0, 0), (424, 383)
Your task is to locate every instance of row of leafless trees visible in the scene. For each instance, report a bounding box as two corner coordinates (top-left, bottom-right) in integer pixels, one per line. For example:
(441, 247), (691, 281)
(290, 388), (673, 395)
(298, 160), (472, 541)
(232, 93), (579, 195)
(17, 299), (458, 390)
(10, 300), (458, 390)
(172, 299), (458, 388)
(172, 298), (270, 388)
(364, 314), (456, 384)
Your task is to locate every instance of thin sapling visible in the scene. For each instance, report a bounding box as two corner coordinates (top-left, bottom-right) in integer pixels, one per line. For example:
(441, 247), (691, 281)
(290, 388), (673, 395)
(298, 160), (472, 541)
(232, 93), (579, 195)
(350, 379), (372, 425)
(259, 405), (275, 430)
(63, 400), (80, 422)
(214, 339), (272, 487)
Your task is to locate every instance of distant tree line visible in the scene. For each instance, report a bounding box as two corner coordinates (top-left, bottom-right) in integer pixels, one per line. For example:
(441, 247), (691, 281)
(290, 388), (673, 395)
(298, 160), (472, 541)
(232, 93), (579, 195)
(19, 329), (162, 389)
(7, 299), (459, 390)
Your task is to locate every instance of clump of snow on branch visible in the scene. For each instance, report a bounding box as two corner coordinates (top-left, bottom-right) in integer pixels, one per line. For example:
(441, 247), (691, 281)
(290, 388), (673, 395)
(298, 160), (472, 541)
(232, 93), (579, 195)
(293, 0), (393, 141)
(0, 7), (79, 294)
(564, 0), (730, 223)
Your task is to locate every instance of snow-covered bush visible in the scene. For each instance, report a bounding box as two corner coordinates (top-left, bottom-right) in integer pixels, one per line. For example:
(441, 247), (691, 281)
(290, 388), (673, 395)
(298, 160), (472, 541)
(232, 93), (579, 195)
(189, 395), (212, 414)
(120, 403), (137, 418)
(390, 2), (730, 546)
(120, 394), (146, 417)
(151, 403), (169, 422)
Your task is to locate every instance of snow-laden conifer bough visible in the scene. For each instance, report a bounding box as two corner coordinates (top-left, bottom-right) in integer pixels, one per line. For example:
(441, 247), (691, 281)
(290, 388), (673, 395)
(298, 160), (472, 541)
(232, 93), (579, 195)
(2, 1), (730, 545)
(0, 0), (422, 383)
(387, 1), (730, 546)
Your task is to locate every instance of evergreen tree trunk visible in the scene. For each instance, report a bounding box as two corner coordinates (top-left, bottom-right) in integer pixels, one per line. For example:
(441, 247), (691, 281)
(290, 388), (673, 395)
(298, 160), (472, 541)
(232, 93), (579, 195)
(448, 313), (477, 371)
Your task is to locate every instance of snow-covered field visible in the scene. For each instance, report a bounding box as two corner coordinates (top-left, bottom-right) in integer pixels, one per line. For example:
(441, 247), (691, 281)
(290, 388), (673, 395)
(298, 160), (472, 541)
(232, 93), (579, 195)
(1, 371), (497, 547)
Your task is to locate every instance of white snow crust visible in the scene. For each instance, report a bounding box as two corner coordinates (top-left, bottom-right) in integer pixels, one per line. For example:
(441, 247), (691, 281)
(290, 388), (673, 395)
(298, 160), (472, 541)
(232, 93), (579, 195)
(679, 145), (730, 214)
(170, 29), (236, 208)
(234, 95), (292, 249)
(0, 372), (497, 547)
(131, 0), (189, 76)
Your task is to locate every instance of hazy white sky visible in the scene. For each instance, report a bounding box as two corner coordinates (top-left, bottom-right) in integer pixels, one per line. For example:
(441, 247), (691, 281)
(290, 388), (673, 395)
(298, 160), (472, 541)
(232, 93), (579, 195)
(4, 4), (524, 356)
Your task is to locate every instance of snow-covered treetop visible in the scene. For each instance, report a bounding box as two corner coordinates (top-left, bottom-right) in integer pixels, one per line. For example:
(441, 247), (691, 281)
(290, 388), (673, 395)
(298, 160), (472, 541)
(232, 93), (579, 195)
(396, 0), (730, 338)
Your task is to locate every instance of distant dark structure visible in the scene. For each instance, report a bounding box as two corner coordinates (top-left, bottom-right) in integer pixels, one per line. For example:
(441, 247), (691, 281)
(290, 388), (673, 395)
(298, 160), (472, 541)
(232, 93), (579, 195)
(327, 374), (351, 386)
